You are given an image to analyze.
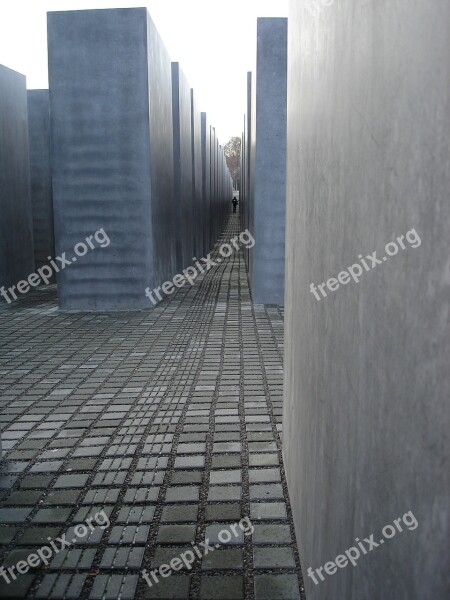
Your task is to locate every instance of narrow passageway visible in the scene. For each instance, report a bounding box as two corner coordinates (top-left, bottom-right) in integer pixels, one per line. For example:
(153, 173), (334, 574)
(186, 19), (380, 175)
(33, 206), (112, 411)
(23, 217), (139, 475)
(0, 216), (304, 599)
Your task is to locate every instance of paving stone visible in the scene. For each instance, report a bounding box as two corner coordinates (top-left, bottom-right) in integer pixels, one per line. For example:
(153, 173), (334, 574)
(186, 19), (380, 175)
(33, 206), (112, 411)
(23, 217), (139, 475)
(254, 546), (296, 568)
(210, 470), (242, 485)
(251, 502), (287, 520)
(157, 524), (197, 544)
(0, 527), (17, 544)
(142, 575), (191, 599)
(4, 491), (43, 505)
(1, 548), (42, 568)
(202, 547), (244, 570)
(250, 484), (284, 500)
(248, 468), (281, 484)
(53, 474), (89, 488)
(199, 575), (244, 599)
(171, 471), (203, 485)
(249, 454), (280, 467)
(165, 487), (200, 503)
(30, 460), (64, 473)
(205, 524), (244, 546)
(43, 490), (82, 505)
(212, 442), (241, 454)
(174, 455), (205, 469)
(208, 486), (241, 502)
(20, 475), (54, 488)
(0, 508), (32, 523)
(0, 574), (35, 598)
(253, 524), (292, 545)
(254, 574), (301, 599)
(205, 504), (242, 522)
(32, 507), (73, 523)
(161, 504), (198, 523)
(211, 455), (241, 469)
(18, 527), (61, 546)
(150, 546), (191, 569)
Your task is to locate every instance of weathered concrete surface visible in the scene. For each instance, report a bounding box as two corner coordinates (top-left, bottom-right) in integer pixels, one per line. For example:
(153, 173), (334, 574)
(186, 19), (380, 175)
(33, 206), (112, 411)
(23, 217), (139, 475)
(248, 19), (287, 305)
(27, 89), (54, 276)
(283, 1), (450, 599)
(48, 8), (175, 310)
(171, 63), (194, 272)
(0, 65), (34, 291)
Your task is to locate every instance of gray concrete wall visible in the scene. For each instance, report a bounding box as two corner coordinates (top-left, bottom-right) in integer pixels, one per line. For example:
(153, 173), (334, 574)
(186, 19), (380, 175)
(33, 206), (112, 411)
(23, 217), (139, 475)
(47, 8), (175, 310)
(249, 18), (287, 305)
(171, 63), (193, 272)
(146, 13), (176, 287)
(201, 112), (211, 255)
(27, 89), (54, 276)
(241, 73), (253, 269)
(0, 65), (34, 292)
(191, 89), (203, 259)
(283, 1), (450, 599)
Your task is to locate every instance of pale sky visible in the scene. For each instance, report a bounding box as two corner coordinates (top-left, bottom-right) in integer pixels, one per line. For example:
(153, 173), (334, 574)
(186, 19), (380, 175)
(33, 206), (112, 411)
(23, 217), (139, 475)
(0, 0), (288, 144)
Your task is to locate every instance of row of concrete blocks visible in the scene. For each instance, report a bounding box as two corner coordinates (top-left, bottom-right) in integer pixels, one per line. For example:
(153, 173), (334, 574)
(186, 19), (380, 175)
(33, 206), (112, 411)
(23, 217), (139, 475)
(0, 8), (232, 311)
(240, 18), (288, 306)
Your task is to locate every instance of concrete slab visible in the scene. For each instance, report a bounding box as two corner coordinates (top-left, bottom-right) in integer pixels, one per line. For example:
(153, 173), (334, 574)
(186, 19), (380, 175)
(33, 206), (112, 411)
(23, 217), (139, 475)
(27, 90), (54, 276)
(284, 2), (450, 599)
(171, 63), (193, 272)
(0, 65), (34, 293)
(248, 19), (287, 305)
(191, 89), (203, 259)
(47, 8), (175, 310)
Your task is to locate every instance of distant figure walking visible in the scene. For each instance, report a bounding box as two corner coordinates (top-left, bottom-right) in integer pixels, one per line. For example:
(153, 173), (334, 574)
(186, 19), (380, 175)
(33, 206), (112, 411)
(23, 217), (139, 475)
(232, 197), (239, 214)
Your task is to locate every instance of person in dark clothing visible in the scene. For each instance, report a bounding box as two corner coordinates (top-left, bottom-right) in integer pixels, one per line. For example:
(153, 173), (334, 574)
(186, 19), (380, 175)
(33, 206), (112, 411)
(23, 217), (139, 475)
(232, 197), (239, 213)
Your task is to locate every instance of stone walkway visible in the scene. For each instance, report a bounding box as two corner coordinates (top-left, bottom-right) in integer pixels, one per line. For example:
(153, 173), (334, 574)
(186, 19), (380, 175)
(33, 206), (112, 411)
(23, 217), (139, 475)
(0, 216), (304, 600)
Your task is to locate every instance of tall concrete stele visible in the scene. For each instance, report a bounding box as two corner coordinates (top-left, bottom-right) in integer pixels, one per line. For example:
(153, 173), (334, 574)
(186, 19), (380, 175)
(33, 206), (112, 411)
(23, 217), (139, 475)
(27, 90), (55, 277)
(48, 8), (175, 310)
(283, 1), (450, 599)
(240, 18), (287, 305)
(171, 62), (194, 273)
(0, 65), (35, 295)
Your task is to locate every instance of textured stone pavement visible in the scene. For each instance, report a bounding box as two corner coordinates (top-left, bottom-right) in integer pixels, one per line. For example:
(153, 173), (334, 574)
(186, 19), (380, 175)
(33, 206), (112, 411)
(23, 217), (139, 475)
(0, 216), (304, 600)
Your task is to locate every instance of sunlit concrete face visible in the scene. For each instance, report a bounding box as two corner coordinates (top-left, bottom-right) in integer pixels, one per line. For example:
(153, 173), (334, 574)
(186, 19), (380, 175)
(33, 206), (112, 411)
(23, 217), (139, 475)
(171, 63), (194, 272)
(47, 8), (175, 310)
(27, 90), (55, 277)
(283, 2), (450, 599)
(0, 65), (35, 292)
(249, 18), (287, 305)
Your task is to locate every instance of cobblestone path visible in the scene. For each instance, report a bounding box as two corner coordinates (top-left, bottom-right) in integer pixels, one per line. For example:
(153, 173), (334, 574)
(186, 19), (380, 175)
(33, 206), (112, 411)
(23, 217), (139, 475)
(0, 216), (304, 600)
